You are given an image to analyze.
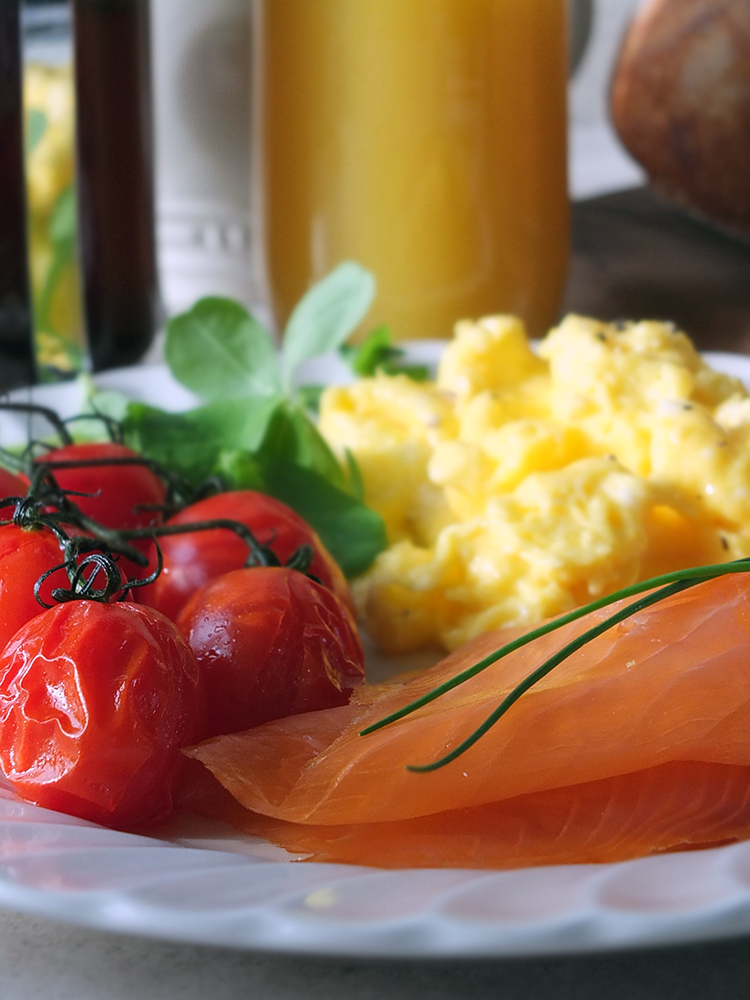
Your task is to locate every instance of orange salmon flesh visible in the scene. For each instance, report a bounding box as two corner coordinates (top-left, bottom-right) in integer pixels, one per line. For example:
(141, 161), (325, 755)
(183, 573), (750, 869)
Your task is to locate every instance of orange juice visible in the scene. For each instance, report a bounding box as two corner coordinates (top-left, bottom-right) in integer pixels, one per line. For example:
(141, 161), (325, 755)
(257, 0), (569, 340)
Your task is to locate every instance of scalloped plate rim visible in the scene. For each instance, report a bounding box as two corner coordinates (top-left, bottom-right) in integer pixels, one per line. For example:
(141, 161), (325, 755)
(1, 344), (750, 958)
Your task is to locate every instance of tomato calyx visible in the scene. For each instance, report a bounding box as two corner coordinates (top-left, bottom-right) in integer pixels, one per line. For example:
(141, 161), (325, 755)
(1, 466), (150, 569)
(33, 454), (173, 525)
(283, 541), (318, 579)
(1, 406), (329, 609)
(2, 481), (319, 608)
(35, 549), (130, 607)
(122, 519), (317, 576)
(34, 537), (164, 608)
(30, 452), (225, 518)
(1, 404), (330, 579)
(0, 401), (187, 513)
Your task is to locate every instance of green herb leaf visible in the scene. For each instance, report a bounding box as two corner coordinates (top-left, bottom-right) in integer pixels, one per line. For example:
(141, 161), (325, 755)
(166, 298), (281, 402)
(213, 449), (266, 492)
(282, 262), (376, 391)
(123, 395), (282, 485)
(383, 360), (430, 381)
(77, 373), (130, 424)
(340, 324), (393, 376)
(126, 268), (387, 576)
(255, 403), (346, 491)
(259, 460), (387, 577)
(344, 449), (364, 501)
(340, 324), (429, 380)
(86, 390), (130, 426)
(296, 384), (325, 416)
(214, 449), (385, 576)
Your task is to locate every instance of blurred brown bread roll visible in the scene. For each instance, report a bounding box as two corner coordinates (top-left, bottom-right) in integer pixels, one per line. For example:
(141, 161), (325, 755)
(611, 0), (750, 237)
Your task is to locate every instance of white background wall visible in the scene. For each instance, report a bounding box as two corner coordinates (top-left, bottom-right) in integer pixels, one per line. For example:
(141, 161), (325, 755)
(151, 0), (254, 313)
(568, 0), (646, 198)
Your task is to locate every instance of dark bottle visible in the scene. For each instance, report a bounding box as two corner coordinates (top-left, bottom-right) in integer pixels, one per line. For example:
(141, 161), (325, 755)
(0, 0), (35, 390)
(73, 0), (158, 371)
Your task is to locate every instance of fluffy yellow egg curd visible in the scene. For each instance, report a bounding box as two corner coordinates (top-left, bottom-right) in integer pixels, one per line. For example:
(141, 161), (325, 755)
(319, 314), (750, 653)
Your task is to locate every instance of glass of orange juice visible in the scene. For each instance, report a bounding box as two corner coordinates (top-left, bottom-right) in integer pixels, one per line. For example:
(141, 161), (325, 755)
(254, 0), (569, 341)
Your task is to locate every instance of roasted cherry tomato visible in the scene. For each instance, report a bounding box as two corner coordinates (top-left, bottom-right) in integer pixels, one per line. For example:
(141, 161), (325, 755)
(176, 566), (365, 738)
(0, 468), (27, 516)
(0, 524), (74, 651)
(139, 491), (354, 621)
(37, 442), (166, 533)
(0, 600), (205, 829)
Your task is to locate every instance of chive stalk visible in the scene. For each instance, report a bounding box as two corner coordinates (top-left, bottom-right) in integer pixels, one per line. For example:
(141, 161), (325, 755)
(361, 558), (750, 770)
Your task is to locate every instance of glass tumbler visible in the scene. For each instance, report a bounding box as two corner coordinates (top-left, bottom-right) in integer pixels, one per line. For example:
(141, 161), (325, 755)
(254, 0), (570, 341)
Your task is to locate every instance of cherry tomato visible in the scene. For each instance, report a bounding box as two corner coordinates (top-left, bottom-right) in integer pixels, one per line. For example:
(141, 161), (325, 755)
(176, 567), (365, 738)
(0, 524), (73, 651)
(0, 600), (205, 829)
(139, 491), (354, 621)
(0, 468), (27, 519)
(37, 442), (166, 533)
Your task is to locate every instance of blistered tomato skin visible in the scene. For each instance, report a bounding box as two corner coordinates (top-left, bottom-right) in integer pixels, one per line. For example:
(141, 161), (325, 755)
(0, 526), (71, 651)
(0, 468), (27, 518)
(176, 567), (365, 738)
(38, 442), (166, 533)
(0, 601), (205, 829)
(139, 491), (354, 621)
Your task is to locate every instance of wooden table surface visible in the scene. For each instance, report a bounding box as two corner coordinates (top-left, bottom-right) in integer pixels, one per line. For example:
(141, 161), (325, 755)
(564, 186), (750, 354)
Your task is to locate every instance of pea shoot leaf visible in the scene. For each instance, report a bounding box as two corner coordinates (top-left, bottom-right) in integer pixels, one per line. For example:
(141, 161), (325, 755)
(148, 264), (387, 575)
(219, 455), (386, 577)
(263, 461), (386, 577)
(344, 449), (364, 501)
(295, 384), (325, 415)
(340, 324), (429, 380)
(281, 262), (376, 391)
(255, 404), (345, 491)
(166, 297), (281, 402)
(213, 450), (265, 492)
(123, 395), (282, 485)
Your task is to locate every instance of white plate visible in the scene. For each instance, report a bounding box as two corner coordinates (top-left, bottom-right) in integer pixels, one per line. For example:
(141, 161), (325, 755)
(2, 345), (750, 959)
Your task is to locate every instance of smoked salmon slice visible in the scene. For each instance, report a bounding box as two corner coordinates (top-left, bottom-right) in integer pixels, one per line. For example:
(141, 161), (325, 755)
(186, 573), (750, 868)
(182, 760), (750, 869)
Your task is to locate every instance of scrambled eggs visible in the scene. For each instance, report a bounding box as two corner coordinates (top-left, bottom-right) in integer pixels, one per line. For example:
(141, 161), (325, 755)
(319, 315), (750, 652)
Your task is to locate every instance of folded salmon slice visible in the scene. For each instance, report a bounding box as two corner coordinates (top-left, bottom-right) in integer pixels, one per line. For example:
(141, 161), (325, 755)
(186, 573), (750, 867)
(181, 760), (750, 869)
